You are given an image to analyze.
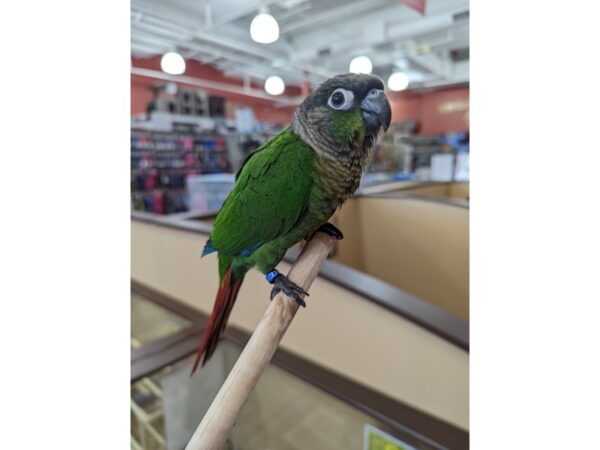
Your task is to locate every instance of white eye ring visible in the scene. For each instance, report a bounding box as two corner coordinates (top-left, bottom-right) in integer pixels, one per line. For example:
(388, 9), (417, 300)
(327, 88), (354, 110)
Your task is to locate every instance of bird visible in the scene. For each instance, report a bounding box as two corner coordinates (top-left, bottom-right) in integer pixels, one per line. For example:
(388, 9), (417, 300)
(191, 73), (391, 374)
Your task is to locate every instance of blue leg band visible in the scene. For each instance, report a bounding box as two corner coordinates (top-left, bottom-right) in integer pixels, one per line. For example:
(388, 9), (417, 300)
(266, 269), (282, 284)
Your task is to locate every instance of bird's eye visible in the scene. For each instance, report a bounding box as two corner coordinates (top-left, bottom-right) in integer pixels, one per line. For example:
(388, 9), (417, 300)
(332, 92), (344, 106)
(327, 88), (354, 110)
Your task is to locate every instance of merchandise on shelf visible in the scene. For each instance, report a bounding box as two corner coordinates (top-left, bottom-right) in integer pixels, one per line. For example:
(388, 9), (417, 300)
(362, 127), (470, 184)
(131, 127), (233, 215)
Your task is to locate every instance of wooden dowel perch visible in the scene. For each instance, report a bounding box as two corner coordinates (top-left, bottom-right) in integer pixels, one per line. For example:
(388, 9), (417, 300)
(185, 231), (337, 450)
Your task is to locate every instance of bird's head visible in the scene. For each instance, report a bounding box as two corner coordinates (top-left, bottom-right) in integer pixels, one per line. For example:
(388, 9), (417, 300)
(292, 73), (392, 157)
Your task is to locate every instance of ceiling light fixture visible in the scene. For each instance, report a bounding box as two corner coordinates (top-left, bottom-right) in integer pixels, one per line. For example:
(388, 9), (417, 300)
(165, 82), (178, 95)
(349, 56), (372, 74)
(160, 51), (186, 75)
(250, 10), (279, 44)
(388, 72), (410, 91)
(265, 76), (285, 95)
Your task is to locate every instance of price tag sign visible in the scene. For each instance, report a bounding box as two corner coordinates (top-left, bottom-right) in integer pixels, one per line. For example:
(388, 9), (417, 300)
(363, 424), (417, 450)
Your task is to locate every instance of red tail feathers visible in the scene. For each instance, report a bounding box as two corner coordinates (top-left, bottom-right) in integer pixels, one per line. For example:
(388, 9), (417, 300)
(191, 266), (244, 375)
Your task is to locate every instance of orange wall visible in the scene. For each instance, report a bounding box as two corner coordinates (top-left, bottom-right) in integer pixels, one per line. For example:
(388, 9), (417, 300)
(388, 87), (469, 135)
(131, 56), (298, 124)
(131, 79), (154, 117)
(390, 94), (422, 125)
(131, 56), (469, 134)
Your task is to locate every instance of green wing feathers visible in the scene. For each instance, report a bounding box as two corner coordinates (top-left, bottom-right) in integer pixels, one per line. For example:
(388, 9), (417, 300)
(210, 129), (316, 257)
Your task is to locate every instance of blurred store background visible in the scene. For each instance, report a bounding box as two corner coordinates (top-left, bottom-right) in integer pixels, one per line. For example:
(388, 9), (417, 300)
(131, 1), (469, 449)
(131, 0), (469, 215)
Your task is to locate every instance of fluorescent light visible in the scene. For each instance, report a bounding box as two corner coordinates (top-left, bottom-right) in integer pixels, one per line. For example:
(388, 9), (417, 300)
(265, 76), (285, 95)
(250, 13), (279, 44)
(349, 56), (372, 74)
(160, 52), (186, 75)
(388, 72), (410, 91)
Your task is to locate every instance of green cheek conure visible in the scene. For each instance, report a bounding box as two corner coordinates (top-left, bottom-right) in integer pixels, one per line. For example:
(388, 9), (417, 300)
(192, 73), (391, 373)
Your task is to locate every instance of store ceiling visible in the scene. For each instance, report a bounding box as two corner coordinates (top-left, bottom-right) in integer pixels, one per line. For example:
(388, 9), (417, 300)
(131, 0), (469, 90)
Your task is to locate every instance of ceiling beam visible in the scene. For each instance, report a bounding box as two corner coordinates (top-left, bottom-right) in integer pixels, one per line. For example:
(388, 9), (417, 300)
(131, 43), (163, 55)
(131, 22), (317, 85)
(290, 6), (467, 65)
(209, 0), (280, 28)
(405, 45), (451, 79)
(132, 7), (332, 81)
(281, 0), (389, 35)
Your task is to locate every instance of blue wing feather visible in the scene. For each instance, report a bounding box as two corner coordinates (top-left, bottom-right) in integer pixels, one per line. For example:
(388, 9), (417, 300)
(239, 241), (263, 257)
(202, 239), (216, 257)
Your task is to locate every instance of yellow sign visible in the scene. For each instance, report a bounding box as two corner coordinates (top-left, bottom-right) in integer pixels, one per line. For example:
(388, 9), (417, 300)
(364, 424), (417, 450)
(438, 99), (469, 114)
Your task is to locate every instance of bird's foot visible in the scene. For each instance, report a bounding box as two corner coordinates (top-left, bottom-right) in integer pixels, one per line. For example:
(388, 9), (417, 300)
(303, 222), (344, 241)
(265, 269), (309, 307)
(317, 222), (344, 240)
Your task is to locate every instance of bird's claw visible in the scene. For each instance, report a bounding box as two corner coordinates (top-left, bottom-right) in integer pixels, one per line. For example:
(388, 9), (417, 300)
(268, 273), (309, 308)
(317, 222), (344, 240)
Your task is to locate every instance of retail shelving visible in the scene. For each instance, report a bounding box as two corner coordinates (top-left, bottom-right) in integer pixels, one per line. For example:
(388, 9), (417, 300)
(131, 128), (232, 215)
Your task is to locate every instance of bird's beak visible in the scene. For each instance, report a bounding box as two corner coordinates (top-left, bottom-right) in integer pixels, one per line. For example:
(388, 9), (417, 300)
(361, 89), (392, 135)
